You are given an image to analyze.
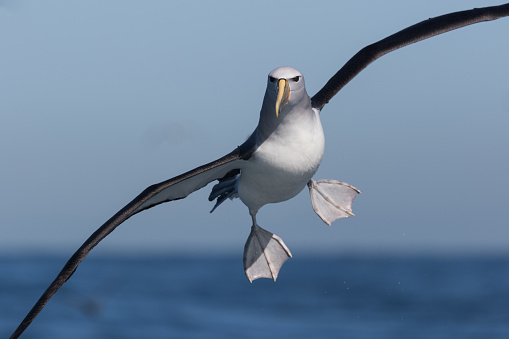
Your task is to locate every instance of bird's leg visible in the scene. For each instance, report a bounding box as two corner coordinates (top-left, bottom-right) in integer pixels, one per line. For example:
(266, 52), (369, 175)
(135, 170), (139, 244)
(307, 179), (361, 226)
(243, 210), (292, 282)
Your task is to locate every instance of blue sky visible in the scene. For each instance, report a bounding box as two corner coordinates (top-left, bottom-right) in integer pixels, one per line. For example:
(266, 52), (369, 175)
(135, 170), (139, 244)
(1, 1), (508, 256)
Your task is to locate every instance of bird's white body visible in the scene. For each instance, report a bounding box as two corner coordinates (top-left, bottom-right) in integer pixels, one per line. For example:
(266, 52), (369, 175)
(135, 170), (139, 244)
(238, 107), (324, 212)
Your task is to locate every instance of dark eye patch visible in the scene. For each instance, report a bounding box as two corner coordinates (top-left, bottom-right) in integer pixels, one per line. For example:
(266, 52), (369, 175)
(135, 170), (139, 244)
(292, 76), (300, 82)
(269, 76), (276, 83)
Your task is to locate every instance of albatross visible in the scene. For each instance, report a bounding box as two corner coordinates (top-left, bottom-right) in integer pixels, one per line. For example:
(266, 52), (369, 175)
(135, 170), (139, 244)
(10, 3), (509, 338)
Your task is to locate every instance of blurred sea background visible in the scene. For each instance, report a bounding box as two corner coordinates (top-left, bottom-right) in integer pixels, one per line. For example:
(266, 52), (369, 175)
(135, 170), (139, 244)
(3, 254), (509, 338)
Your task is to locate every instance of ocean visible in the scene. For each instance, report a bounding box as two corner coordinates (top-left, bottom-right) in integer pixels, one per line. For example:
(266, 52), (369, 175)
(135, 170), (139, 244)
(2, 255), (509, 338)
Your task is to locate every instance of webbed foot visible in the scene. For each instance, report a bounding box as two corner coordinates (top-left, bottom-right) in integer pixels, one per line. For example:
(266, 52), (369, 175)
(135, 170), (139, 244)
(243, 225), (292, 282)
(308, 179), (361, 226)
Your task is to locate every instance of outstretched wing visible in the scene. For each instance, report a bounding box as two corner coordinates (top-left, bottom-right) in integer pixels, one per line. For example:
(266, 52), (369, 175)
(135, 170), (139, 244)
(10, 140), (255, 339)
(311, 3), (509, 111)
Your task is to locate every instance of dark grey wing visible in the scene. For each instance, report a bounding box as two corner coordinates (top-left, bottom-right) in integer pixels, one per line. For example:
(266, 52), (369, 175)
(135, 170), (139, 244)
(311, 3), (509, 111)
(10, 139), (256, 339)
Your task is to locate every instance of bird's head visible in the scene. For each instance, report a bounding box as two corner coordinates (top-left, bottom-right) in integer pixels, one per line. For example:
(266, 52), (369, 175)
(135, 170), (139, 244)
(266, 67), (307, 117)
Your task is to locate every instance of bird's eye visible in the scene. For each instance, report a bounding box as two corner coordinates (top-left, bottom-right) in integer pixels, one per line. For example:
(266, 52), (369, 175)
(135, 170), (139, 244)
(269, 76), (276, 83)
(292, 76), (300, 82)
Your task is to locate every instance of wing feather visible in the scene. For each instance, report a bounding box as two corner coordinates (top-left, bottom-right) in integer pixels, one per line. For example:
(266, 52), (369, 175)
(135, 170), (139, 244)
(311, 4), (509, 111)
(134, 151), (244, 213)
(9, 145), (251, 339)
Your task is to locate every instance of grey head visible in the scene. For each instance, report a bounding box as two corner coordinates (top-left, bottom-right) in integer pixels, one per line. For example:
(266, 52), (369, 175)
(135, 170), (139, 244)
(257, 67), (312, 140)
(265, 66), (310, 117)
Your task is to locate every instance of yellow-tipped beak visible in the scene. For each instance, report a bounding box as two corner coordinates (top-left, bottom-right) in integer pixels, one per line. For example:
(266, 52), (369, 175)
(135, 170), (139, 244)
(275, 78), (290, 117)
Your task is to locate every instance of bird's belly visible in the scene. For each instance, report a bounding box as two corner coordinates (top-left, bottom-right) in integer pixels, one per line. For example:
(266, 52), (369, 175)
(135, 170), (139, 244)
(238, 120), (325, 212)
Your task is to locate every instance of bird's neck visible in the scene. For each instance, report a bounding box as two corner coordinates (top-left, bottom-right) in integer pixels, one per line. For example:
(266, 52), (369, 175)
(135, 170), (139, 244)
(256, 90), (312, 144)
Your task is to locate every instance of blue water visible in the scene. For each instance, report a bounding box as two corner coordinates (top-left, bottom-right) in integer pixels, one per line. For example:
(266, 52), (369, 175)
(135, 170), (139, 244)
(2, 255), (509, 338)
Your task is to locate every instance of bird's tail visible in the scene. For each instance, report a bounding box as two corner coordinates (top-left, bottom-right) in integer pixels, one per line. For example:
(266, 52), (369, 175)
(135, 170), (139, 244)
(208, 169), (240, 212)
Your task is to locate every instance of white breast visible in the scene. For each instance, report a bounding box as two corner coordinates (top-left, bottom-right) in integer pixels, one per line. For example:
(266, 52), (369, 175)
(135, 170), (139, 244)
(238, 109), (325, 212)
